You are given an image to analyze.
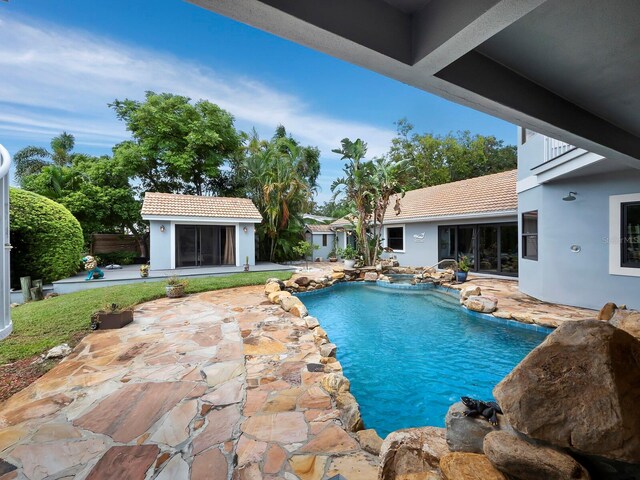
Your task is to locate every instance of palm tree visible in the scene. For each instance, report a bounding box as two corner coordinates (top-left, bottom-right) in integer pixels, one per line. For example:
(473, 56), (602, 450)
(14, 132), (76, 184)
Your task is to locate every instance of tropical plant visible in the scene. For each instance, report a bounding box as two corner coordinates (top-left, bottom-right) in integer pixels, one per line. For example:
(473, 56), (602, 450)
(337, 245), (358, 260)
(242, 131), (314, 262)
(9, 188), (84, 287)
(457, 256), (471, 273)
(293, 240), (318, 271)
(331, 138), (412, 266)
(13, 132), (76, 184)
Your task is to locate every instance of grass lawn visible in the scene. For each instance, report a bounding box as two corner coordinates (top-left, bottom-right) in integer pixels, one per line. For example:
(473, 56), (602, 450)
(1, 271), (292, 365)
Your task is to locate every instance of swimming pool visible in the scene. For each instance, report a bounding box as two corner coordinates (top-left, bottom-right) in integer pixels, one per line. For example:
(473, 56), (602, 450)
(299, 283), (547, 437)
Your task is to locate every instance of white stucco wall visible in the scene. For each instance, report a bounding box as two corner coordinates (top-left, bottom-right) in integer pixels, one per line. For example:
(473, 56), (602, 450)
(307, 232), (335, 260)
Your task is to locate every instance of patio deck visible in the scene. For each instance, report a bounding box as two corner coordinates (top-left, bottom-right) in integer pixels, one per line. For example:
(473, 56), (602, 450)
(10, 263), (295, 303)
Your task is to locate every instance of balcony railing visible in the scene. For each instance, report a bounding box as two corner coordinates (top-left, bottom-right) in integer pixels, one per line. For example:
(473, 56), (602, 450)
(0, 144), (13, 340)
(544, 137), (575, 162)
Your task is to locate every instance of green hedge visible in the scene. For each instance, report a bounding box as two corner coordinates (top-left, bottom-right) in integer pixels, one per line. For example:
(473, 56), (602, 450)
(96, 251), (138, 266)
(9, 188), (84, 287)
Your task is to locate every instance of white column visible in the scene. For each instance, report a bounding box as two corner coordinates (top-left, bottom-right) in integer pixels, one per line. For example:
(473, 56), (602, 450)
(0, 144), (13, 340)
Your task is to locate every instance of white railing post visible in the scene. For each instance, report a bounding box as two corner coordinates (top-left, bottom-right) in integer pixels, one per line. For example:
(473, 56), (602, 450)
(544, 137), (575, 162)
(0, 144), (13, 340)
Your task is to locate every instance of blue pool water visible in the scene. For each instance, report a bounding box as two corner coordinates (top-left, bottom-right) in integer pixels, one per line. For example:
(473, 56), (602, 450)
(299, 283), (547, 437)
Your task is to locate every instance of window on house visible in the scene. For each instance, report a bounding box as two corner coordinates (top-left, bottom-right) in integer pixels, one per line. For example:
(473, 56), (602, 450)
(387, 226), (404, 251)
(622, 202), (640, 268)
(522, 211), (538, 260)
(322, 234), (328, 247)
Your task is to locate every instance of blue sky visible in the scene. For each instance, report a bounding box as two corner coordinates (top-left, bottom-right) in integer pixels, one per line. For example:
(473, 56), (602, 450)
(0, 0), (515, 201)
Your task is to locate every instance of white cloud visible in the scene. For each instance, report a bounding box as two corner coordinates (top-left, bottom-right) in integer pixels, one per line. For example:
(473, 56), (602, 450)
(0, 14), (395, 198)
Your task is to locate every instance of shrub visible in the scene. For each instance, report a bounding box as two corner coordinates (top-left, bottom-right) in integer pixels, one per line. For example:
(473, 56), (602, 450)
(9, 188), (84, 287)
(95, 251), (137, 266)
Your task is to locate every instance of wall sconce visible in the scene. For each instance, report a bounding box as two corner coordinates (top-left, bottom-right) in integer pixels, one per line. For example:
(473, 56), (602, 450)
(160, 225), (165, 233)
(243, 226), (248, 233)
(562, 191), (577, 202)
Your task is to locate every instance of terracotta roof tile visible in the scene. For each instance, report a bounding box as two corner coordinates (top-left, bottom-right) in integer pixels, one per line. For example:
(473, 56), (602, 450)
(330, 171), (517, 225)
(305, 224), (334, 233)
(141, 192), (262, 220)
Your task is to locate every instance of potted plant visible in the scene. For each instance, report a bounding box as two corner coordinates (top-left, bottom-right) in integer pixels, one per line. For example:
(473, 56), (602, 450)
(166, 276), (187, 298)
(244, 256), (250, 272)
(139, 263), (150, 278)
(328, 248), (338, 262)
(456, 256), (470, 283)
(338, 245), (358, 269)
(90, 303), (134, 330)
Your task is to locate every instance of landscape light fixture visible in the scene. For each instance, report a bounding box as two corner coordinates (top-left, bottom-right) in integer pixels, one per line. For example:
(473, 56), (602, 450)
(562, 192), (577, 202)
(160, 225), (165, 232)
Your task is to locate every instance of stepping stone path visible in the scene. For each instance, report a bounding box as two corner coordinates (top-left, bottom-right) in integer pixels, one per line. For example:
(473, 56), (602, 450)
(0, 286), (378, 479)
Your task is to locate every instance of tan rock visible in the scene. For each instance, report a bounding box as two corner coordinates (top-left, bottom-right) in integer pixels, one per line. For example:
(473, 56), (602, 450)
(299, 424), (359, 453)
(439, 452), (507, 480)
(445, 402), (508, 454)
(598, 302), (618, 321)
(320, 343), (337, 357)
(236, 436), (268, 467)
(494, 320), (640, 463)
(313, 327), (329, 345)
(356, 429), (384, 456)
(297, 386), (332, 409)
(321, 373), (351, 396)
(201, 361), (245, 387)
(459, 286), (481, 304)
(305, 316), (320, 329)
(262, 388), (304, 413)
(492, 310), (513, 320)
(289, 455), (328, 480)
(465, 295), (498, 314)
(364, 272), (378, 282)
(243, 336), (287, 355)
(483, 431), (590, 480)
(610, 309), (640, 338)
(328, 452), (379, 480)
(290, 303), (309, 318)
(280, 296), (304, 312)
(379, 426), (448, 480)
(511, 312), (535, 324)
(332, 272), (345, 280)
(295, 276), (312, 287)
(265, 282), (281, 295)
(268, 290), (291, 304)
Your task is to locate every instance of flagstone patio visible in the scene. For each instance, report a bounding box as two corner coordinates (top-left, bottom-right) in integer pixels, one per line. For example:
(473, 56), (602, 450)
(0, 286), (378, 480)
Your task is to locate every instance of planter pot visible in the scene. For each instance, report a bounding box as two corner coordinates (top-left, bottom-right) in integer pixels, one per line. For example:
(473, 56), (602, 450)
(91, 310), (133, 330)
(329, 257), (338, 263)
(140, 271), (149, 278)
(166, 284), (185, 298)
(344, 259), (356, 269)
(243, 264), (250, 272)
(455, 271), (468, 283)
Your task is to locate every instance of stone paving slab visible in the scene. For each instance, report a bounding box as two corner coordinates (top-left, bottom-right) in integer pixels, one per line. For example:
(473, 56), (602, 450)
(0, 287), (377, 479)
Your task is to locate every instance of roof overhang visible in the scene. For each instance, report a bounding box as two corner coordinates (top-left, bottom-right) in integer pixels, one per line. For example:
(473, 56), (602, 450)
(190, 0), (640, 167)
(142, 214), (262, 223)
(384, 210), (517, 224)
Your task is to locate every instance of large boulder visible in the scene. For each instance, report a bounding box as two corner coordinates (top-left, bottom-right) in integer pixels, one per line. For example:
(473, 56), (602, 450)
(364, 272), (378, 282)
(597, 302), (618, 321)
(357, 429), (384, 456)
(379, 427), (448, 480)
(459, 286), (481, 304)
(439, 452), (506, 480)
(609, 309), (640, 338)
(494, 320), (640, 463)
(465, 295), (498, 314)
(294, 276), (311, 287)
(483, 431), (590, 480)
(445, 402), (508, 453)
(264, 282), (281, 295)
(280, 296), (304, 312)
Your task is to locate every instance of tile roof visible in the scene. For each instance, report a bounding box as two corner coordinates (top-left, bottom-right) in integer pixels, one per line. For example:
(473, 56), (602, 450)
(305, 224), (334, 233)
(385, 170), (517, 222)
(329, 215), (356, 228)
(329, 170), (517, 226)
(141, 192), (262, 220)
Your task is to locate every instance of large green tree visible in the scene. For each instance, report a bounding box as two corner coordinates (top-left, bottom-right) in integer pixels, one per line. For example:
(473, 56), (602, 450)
(13, 132), (76, 184)
(388, 119), (516, 190)
(111, 92), (242, 196)
(21, 155), (146, 253)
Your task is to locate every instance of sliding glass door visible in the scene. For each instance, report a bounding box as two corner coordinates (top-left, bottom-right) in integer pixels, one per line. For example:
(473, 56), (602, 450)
(175, 225), (236, 267)
(438, 223), (518, 276)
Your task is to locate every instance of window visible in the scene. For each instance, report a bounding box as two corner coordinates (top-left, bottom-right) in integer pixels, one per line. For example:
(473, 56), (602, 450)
(522, 211), (538, 260)
(322, 234), (328, 247)
(386, 226), (404, 251)
(622, 202), (640, 268)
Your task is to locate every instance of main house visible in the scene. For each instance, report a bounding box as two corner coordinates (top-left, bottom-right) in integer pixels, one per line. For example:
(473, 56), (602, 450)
(141, 193), (262, 270)
(517, 129), (640, 310)
(331, 170), (519, 276)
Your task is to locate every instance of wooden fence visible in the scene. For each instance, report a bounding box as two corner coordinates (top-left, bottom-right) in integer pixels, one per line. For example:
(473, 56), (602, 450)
(90, 234), (141, 255)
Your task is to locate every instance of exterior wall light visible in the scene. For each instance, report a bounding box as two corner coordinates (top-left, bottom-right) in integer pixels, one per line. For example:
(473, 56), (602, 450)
(563, 191), (577, 201)
(243, 226), (248, 233)
(160, 225), (165, 233)
(570, 244), (581, 253)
